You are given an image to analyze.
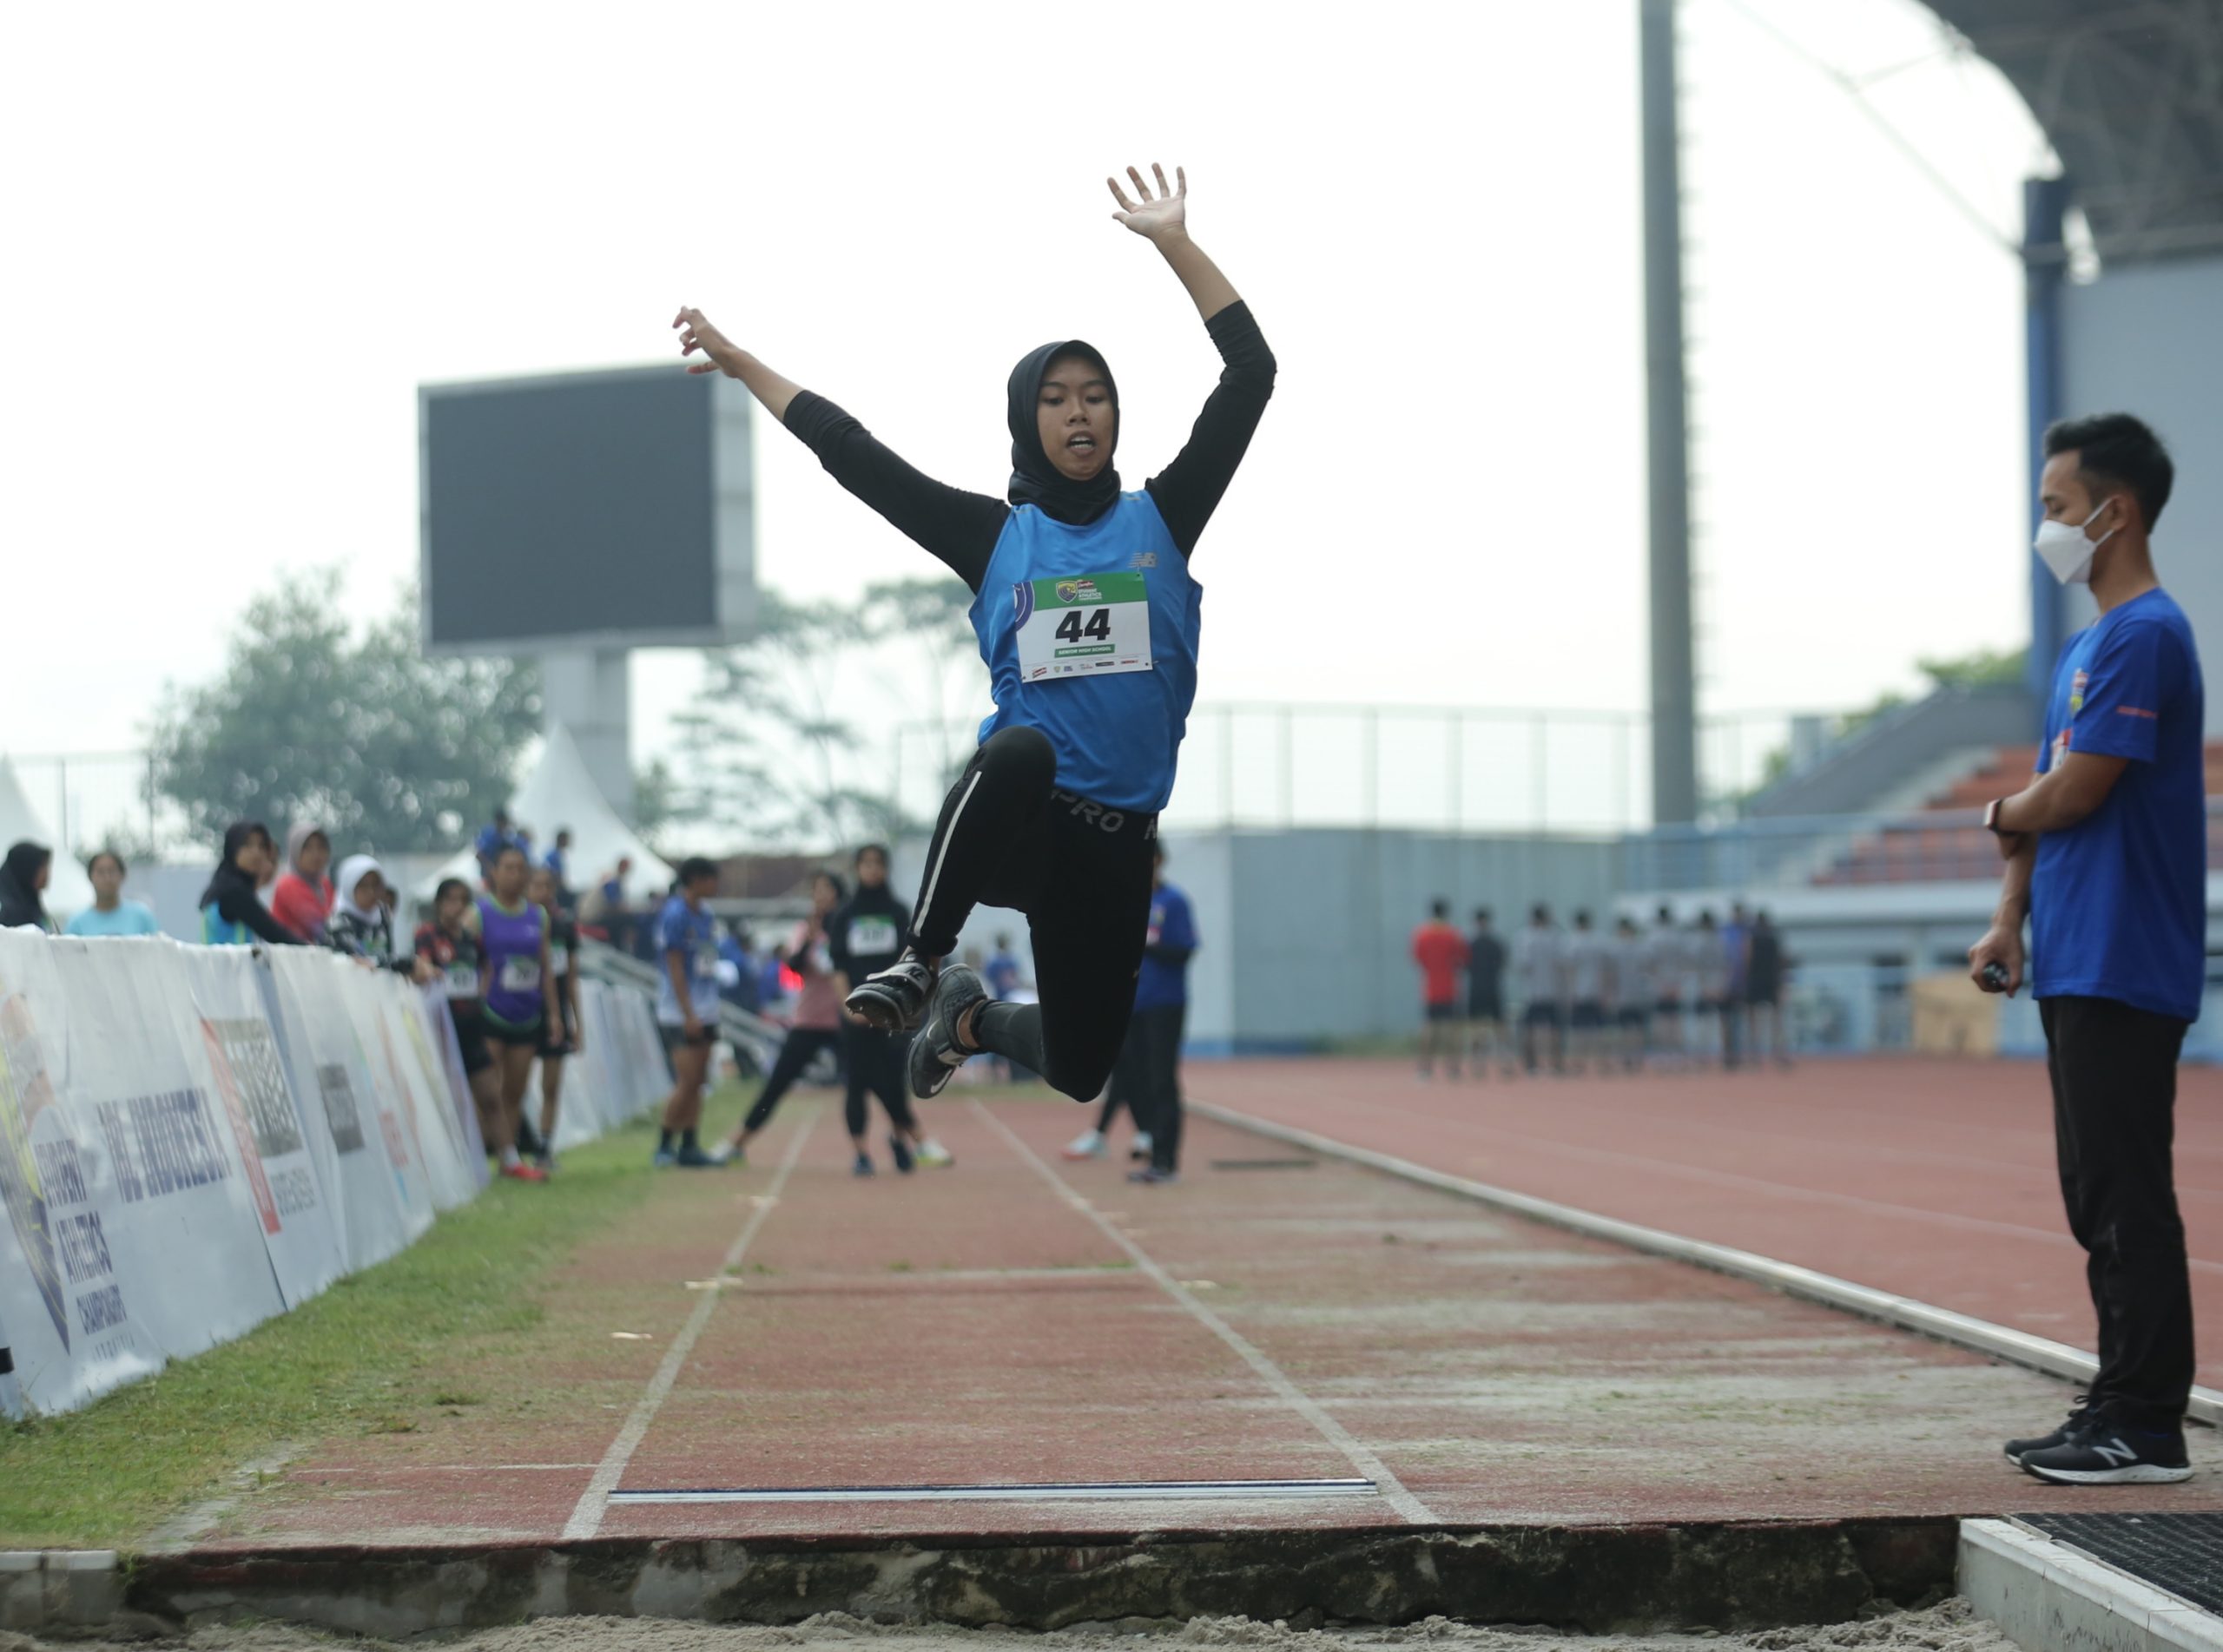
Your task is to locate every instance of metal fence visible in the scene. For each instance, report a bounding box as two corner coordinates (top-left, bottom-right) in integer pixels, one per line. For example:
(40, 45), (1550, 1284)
(4, 752), (179, 862)
(895, 702), (1840, 837)
(8, 702), (1853, 869)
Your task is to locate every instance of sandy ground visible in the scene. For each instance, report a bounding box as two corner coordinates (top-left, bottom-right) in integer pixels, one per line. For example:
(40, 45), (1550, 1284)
(0, 1602), (2015, 1652)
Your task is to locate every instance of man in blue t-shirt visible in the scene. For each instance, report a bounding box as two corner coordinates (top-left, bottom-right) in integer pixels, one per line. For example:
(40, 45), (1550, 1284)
(651, 857), (724, 1168)
(1971, 413), (2202, 1488)
(474, 808), (524, 883)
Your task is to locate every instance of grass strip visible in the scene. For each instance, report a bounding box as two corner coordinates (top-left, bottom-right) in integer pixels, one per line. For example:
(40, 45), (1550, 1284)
(0, 1110), (677, 1550)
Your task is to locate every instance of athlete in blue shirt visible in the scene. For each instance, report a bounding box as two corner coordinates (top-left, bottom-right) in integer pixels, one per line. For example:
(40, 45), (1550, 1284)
(674, 163), (1272, 1105)
(1971, 413), (2202, 1487)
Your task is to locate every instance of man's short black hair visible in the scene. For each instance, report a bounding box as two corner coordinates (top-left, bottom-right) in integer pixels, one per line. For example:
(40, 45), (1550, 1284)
(679, 855), (719, 885)
(1473, 906), (1492, 925)
(1430, 898), (1450, 919)
(2044, 413), (2174, 530)
(854, 842), (891, 868)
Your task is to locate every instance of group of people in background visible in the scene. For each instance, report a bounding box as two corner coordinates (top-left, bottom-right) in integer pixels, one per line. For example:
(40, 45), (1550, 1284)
(1413, 898), (1791, 1077)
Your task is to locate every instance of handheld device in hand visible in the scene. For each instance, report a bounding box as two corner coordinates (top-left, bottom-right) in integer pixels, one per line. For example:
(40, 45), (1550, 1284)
(1980, 962), (2010, 991)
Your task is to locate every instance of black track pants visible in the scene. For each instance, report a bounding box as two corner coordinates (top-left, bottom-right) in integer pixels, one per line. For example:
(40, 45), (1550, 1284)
(844, 1023), (916, 1138)
(910, 727), (1158, 1102)
(1125, 1002), (1186, 1171)
(743, 1028), (841, 1134)
(2042, 995), (2195, 1430)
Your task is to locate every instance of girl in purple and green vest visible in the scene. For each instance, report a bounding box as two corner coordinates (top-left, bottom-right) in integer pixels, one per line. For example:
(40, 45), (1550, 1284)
(478, 845), (555, 1184)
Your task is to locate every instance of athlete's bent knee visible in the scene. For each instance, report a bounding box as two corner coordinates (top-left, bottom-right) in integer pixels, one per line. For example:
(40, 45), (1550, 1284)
(1043, 1052), (1116, 1104)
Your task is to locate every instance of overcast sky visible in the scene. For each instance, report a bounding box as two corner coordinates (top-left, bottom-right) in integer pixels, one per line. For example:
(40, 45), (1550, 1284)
(5, 0), (2048, 780)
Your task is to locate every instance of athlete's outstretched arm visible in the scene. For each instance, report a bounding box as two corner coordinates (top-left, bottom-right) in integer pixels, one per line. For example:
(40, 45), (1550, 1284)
(672, 306), (1008, 592)
(1110, 166), (1277, 558)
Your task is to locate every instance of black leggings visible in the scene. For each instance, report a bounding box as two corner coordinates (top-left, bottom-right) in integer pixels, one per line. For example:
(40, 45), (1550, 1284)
(845, 1024), (917, 1139)
(743, 1028), (841, 1133)
(912, 727), (1157, 1101)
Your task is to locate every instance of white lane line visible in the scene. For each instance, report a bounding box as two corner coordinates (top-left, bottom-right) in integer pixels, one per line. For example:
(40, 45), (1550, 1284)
(561, 1109), (821, 1541)
(971, 1100), (1439, 1526)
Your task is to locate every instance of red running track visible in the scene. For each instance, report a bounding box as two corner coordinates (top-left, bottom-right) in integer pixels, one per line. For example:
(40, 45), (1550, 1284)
(1189, 1055), (2223, 1390)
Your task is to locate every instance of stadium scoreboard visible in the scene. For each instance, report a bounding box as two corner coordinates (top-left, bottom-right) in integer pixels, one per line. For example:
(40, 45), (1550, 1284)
(419, 365), (755, 654)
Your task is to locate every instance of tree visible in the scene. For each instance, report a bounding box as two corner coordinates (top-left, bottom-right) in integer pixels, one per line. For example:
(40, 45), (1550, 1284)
(670, 589), (931, 846)
(150, 576), (541, 855)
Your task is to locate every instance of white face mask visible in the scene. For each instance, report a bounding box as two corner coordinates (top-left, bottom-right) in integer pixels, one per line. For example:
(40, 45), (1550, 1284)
(2034, 498), (2119, 586)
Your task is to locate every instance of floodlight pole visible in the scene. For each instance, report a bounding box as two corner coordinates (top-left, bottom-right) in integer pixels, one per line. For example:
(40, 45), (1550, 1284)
(1640, 0), (1699, 826)
(541, 647), (635, 820)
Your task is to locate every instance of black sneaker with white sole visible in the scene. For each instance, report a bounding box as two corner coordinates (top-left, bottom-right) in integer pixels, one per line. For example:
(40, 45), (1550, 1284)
(2005, 1396), (2093, 1464)
(2019, 1414), (2193, 1485)
(846, 950), (937, 1033)
(908, 964), (987, 1100)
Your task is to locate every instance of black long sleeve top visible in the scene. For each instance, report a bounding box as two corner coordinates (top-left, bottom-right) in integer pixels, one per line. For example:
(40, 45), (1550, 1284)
(781, 301), (1276, 594)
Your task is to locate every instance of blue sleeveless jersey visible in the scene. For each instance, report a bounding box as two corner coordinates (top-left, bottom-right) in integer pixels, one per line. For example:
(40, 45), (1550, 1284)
(970, 492), (1199, 812)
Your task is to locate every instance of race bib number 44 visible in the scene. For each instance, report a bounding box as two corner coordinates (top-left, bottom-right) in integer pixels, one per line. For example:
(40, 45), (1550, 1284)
(1013, 572), (1152, 681)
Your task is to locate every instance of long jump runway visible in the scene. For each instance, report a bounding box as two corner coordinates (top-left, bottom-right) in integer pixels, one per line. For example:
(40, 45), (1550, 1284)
(196, 1076), (2223, 1561)
(1191, 1054), (2223, 1392)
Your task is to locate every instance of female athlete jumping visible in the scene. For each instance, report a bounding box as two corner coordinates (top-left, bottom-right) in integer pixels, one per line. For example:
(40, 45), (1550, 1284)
(674, 164), (1273, 1102)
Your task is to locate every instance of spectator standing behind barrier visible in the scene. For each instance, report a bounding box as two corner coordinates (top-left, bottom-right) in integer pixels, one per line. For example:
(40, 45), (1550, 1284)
(65, 851), (160, 938)
(1610, 916), (1650, 1073)
(1464, 907), (1513, 1079)
(652, 857), (723, 1168)
(1645, 905), (1686, 1071)
(1970, 412), (2200, 1487)
(325, 857), (435, 981)
(1746, 911), (1791, 1067)
(271, 825), (335, 942)
(1411, 898), (1469, 1079)
(718, 872), (852, 1169)
(0, 843), (55, 934)
(827, 846), (953, 1174)
(415, 878), (505, 1176)
(200, 823), (304, 947)
(544, 827), (574, 900)
(1511, 904), (1565, 1076)
(530, 864), (583, 1173)
(1125, 842), (1196, 1185)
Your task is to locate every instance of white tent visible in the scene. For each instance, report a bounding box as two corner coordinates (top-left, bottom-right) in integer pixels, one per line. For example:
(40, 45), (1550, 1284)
(0, 758), (96, 920)
(417, 724), (677, 903)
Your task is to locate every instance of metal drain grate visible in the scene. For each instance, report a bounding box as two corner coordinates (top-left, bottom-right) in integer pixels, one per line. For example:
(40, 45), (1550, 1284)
(2018, 1511), (2223, 1615)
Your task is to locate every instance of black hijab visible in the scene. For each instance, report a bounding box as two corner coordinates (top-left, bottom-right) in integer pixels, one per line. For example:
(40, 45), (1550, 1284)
(1006, 339), (1121, 525)
(200, 820), (268, 911)
(0, 841), (51, 931)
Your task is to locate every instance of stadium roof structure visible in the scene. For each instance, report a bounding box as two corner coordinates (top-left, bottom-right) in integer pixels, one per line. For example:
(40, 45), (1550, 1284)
(1928, 0), (2223, 261)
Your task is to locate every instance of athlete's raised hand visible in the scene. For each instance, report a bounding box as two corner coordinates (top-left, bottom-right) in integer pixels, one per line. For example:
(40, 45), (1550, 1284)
(1109, 163), (1187, 240)
(673, 306), (745, 378)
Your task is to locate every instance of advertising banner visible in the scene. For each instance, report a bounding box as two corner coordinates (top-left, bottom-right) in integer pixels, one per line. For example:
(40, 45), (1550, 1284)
(265, 949), (431, 1267)
(173, 944), (347, 1309)
(43, 938), (287, 1368)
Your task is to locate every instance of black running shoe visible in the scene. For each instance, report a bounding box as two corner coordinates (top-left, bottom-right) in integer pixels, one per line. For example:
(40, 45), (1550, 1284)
(2020, 1413), (2193, 1485)
(2005, 1396), (2092, 1464)
(908, 965), (986, 1100)
(847, 950), (937, 1032)
(889, 1133), (915, 1175)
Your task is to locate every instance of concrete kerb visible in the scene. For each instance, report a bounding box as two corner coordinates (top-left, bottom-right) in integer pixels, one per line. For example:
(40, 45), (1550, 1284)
(1959, 1519), (2223, 1652)
(0, 1519), (1962, 1637)
(1187, 1100), (2223, 1430)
